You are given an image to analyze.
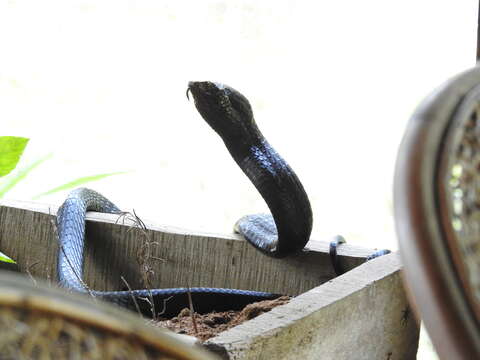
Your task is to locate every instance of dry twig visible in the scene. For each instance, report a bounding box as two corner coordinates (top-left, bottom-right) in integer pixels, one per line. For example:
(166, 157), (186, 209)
(25, 260), (40, 287)
(121, 276), (143, 317)
(187, 287), (198, 335)
(115, 210), (168, 318)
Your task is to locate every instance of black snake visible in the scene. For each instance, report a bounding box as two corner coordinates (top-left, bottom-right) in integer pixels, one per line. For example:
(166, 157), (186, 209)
(186, 81), (313, 256)
(57, 81), (386, 316)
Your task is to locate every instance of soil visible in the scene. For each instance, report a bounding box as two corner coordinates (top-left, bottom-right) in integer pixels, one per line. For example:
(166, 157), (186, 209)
(152, 296), (291, 342)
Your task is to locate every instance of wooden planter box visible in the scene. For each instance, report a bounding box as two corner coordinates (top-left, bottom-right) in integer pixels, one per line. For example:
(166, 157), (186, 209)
(0, 200), (419, 359)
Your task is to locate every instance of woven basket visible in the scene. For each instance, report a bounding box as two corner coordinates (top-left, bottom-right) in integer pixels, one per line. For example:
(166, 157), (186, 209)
(0, 271), (214, 360)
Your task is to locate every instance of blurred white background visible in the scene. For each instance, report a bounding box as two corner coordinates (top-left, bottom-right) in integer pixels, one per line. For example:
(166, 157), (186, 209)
(0, 1), (477, 358)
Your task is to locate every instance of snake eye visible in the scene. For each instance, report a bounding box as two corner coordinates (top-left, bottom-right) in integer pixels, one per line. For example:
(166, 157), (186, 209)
(211, 83), (252, 121)
(227, 88), (254, 122)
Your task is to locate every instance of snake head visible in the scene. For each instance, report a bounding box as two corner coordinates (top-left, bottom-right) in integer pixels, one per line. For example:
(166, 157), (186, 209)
(187, 81), (255, 141)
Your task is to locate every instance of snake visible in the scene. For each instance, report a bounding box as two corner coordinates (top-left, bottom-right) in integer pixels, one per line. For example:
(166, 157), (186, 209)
(57, 81), (386, 316)
(186, 82), (389, 270)
(57, 188), (281, 317)
(57, 81), (313, 316)
(186, 81), (313, 257)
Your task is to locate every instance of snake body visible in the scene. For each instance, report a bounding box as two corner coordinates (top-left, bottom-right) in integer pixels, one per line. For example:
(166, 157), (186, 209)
(187, 81), (313, 257)
(57, 82), (313, 314)
(57, 188), (279, 317)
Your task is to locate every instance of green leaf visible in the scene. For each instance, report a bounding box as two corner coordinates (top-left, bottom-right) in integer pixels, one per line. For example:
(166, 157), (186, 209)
(0, 250), (15, 264)
(33, 171), (128, 199)
(0, 154), (52, 198)
(0, 136), (29, 177)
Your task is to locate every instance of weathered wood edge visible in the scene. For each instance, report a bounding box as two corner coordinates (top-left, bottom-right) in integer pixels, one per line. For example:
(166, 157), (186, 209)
(0, 199), (379, 296)
(0, 198), (381, 255)
(204, 253), (419, 360)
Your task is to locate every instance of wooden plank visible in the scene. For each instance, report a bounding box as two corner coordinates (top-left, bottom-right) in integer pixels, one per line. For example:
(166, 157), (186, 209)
(0, 199), (376, 295)
(204, 253), (419, 360)
(0, 200), (418, 358)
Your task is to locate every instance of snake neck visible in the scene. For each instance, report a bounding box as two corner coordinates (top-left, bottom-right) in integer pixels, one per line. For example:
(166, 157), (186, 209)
(220, 120), (264, 161)
(231, 137), (313, 257)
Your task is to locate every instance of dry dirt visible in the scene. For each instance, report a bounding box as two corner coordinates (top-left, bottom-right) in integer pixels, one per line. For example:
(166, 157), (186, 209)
(152, 296), (291, 342)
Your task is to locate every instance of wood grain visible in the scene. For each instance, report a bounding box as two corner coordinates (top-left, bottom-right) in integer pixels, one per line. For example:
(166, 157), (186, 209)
(205, 253), (418, 360)
(0, 200), (418, 359)
(0, 199), (376, 296)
